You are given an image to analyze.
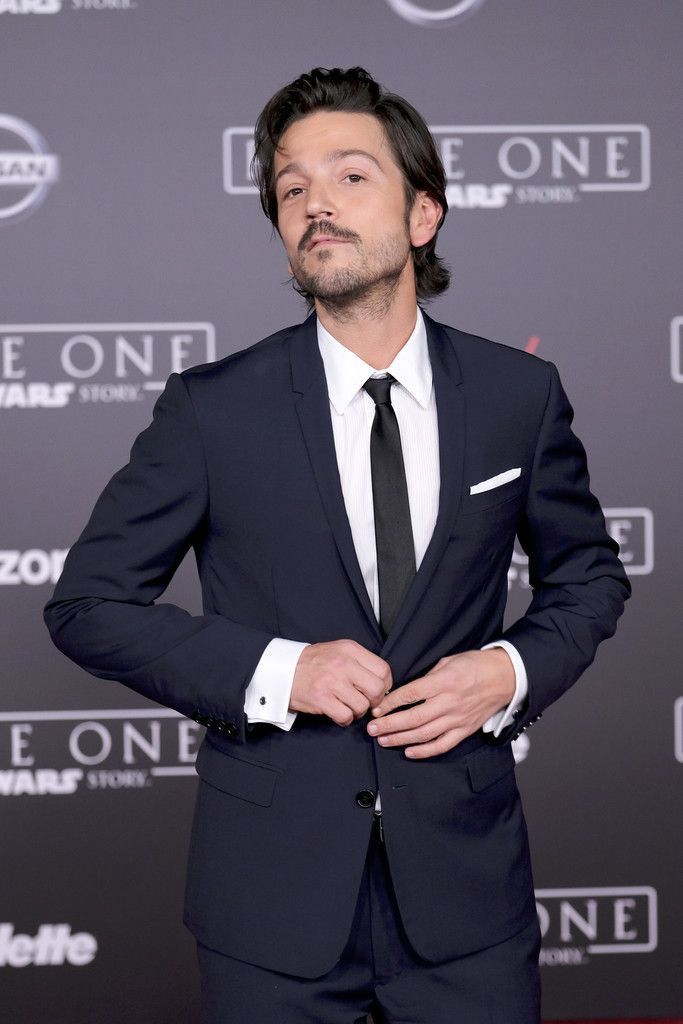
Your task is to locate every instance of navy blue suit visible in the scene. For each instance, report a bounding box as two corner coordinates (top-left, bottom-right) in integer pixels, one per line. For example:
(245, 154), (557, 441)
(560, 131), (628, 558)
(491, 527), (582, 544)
(44, 313), (629, 979)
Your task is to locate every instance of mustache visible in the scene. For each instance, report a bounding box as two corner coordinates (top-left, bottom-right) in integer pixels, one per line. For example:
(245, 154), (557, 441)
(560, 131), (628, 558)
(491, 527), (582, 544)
(298, 220), (360, 253)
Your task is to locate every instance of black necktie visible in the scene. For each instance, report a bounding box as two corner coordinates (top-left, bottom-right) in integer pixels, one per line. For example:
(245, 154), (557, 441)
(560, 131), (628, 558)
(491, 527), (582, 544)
(363, 374), (416, 637)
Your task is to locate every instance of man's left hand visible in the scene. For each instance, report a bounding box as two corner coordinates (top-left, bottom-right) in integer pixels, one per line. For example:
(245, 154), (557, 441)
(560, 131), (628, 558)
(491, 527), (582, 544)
(366, 648), (515, 758)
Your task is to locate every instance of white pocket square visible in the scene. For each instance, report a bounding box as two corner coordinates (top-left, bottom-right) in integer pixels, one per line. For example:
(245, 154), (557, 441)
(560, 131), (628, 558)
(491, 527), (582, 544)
(470, 467), (521, 495)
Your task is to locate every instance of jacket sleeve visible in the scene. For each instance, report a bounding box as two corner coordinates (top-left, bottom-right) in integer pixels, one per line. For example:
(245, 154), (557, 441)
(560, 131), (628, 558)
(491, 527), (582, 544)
(43, 371), (275, 740)
(497, 361), (631, 738)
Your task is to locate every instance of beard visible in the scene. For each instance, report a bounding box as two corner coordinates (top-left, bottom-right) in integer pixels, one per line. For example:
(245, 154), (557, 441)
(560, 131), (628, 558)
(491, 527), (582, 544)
(290, 221), (413, 320)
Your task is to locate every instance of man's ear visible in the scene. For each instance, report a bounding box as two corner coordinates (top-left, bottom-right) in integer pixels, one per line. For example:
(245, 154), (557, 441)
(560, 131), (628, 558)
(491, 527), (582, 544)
(409, 192), (442, 248)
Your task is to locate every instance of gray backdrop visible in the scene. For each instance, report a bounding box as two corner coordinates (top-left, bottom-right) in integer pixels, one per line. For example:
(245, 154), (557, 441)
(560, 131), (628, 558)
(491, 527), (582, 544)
(1, 1), (681, 1020)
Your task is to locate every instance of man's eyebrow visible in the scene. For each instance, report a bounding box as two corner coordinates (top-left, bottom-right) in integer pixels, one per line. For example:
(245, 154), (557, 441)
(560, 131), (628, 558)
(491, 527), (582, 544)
(327, 149), (383, 170)
(275, 161), (303, 186)
(275, 149), (383, 187)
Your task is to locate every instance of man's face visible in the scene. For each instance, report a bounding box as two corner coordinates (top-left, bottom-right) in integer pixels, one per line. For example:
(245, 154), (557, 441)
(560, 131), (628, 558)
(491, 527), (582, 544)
(273, 110), (416, 306)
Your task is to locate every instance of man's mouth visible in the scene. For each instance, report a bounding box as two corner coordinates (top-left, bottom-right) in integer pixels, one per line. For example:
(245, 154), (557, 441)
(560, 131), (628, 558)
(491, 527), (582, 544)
(299, 222), (358, 253)
(306, 236), (350, 253)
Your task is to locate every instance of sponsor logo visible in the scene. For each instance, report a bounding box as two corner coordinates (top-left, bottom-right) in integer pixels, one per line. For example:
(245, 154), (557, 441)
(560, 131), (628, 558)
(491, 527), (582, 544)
(535, 887), (657, 966)
(0, 115), (59, 224)
(0, 709), (201, 795)
(0, 923), (96, 967)
(0, 0), (137, 13)
(675, 698), (683, 764)
(508, 507), (654, 589)
(0, 549), (68, 585)
(224, 124), (650, 209)
(384, 0), (486, 28)
(671, 317), (683, 383)
(0, 322), (215, 408)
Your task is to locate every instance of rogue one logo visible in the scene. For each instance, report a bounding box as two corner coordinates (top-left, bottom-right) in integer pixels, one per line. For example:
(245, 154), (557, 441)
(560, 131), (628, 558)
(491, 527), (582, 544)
(535, 887), (657, 967)
(0, 709), (202, 795)
(0, 115), (59, 224)
(0, 323), (215, 408)
(384, 0), (486, 28)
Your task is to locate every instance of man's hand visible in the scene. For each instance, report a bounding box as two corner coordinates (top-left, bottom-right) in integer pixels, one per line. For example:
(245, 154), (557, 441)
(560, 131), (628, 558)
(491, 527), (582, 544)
(290, 640), (392, 727)
(366, 648), (515, 758)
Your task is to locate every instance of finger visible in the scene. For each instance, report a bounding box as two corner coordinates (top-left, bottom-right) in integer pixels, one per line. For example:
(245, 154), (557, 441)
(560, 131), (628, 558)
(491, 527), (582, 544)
(373, 715), (453, 748)
(368, 695), (448, 736)
(346, 660), (393, 705)
(404, 729), (464, 759)
(337, 682), (371, 720)
(371, 678), (430, 716)
(342, 640), (393, 691)
(325, 697), (357, 728)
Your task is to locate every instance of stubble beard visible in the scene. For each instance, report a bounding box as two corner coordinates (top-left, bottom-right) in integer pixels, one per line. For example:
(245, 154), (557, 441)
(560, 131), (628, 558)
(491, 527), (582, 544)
(291, 232), (413, 322)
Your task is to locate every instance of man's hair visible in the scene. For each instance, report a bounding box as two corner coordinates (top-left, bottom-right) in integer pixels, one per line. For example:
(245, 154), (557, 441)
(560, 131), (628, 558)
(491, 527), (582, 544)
(251, 66), (450, 302)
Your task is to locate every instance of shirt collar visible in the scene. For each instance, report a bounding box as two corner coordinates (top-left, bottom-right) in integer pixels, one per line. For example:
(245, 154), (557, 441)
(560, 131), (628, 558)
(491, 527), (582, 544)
(316, 308), (432, 414)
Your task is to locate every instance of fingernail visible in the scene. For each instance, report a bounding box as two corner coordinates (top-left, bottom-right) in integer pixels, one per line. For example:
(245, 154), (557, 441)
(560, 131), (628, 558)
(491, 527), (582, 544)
(372, 706), (382, 717)
(367, 723), (378, 735)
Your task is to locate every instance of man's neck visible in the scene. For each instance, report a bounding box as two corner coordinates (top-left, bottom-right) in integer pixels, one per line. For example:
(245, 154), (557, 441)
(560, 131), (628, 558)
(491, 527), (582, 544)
(314, 280), (420, 370)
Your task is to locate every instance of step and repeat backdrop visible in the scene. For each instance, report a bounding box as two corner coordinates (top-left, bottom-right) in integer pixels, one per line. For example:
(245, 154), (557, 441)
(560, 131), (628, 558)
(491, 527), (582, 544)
(1, 1), (681, 1021)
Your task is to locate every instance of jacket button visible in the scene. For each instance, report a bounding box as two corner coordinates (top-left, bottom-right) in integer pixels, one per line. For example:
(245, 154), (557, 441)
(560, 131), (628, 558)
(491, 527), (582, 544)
(355, 790), (376, 809)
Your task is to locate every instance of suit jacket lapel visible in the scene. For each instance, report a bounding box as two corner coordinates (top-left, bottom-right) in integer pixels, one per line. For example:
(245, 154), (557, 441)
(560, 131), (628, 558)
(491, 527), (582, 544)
(289, 315), (383, 641)
(381, 314), (465, 659)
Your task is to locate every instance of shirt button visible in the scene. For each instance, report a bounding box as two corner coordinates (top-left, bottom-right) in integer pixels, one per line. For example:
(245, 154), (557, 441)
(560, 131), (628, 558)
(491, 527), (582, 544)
(355, 790), (376, 809)
(259, 696), (266, 705)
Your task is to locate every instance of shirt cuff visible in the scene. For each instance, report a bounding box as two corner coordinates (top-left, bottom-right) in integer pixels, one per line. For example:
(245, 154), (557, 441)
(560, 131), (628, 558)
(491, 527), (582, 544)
(243, 638), (309, 732)
(480, 640), (528, 738)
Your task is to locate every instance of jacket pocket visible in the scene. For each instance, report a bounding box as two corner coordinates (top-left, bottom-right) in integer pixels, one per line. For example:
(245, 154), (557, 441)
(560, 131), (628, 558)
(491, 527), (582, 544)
(195, 739), (281, 807)
(459, 481), (525, 517)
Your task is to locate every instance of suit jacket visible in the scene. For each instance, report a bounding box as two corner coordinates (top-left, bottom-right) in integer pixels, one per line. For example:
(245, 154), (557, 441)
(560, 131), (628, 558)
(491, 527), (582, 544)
(44, 312), (630, 978)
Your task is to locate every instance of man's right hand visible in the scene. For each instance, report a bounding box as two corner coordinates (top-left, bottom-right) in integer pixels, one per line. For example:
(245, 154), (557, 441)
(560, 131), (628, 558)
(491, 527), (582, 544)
(289, 640), (392, 726)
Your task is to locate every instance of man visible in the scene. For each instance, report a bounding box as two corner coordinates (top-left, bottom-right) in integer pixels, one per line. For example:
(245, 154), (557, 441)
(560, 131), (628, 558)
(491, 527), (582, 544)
(45, 67), (630, 1023)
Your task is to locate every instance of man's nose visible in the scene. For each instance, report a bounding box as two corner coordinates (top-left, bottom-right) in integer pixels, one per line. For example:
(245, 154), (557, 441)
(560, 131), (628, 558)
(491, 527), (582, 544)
(305, 180), (337, 219)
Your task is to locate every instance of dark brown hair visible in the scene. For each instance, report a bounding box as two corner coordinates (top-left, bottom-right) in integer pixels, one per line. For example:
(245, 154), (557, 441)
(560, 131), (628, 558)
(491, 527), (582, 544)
(251, 66), (450, 301)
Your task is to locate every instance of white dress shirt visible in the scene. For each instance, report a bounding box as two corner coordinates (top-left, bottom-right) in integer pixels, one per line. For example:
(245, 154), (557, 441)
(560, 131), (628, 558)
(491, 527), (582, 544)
(243, 310), (527, 792)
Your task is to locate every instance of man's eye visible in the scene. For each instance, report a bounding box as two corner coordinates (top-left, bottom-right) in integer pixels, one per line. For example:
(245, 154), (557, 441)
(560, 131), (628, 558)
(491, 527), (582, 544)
(346, 174), (364, 184)
(283, 186), (304, 200)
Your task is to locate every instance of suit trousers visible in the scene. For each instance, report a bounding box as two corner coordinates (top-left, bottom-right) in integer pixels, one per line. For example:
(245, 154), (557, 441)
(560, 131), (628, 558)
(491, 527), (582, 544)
(196, 815), (541, 1024)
